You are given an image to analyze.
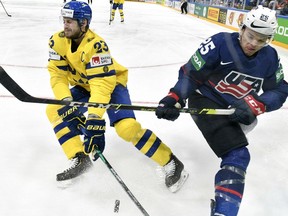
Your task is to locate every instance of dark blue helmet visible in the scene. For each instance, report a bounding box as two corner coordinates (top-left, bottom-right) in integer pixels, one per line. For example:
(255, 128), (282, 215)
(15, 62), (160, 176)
(61, 1), (92, 25)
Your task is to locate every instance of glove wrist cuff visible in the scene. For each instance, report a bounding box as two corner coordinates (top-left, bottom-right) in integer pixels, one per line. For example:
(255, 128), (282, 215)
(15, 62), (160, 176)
(167, 92), (179, 101)
(244, 95), (266, 115)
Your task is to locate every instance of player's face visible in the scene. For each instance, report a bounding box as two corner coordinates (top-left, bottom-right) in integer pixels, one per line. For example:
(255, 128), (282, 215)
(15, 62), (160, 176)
(239, 28), (271, 56)
(62, 18), (82, 39)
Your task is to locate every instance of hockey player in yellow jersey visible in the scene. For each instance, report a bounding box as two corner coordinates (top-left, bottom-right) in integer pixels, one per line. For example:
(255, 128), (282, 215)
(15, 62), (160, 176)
(46, 1), (188, 192)
(110, 0), (125, 23)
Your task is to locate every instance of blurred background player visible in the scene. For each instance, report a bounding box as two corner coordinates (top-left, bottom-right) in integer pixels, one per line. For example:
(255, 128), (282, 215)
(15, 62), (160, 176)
(180, 0), (188, 14)
(46, 1), (188, 192)
(156, 6), (288, 215)
(88, 0), (92, 4)
(110, 0), (125, 23)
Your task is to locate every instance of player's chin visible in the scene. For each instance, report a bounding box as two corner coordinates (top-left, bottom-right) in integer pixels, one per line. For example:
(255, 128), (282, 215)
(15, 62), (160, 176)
(64, 30), (72, 38)
(243, 47), (257, 56)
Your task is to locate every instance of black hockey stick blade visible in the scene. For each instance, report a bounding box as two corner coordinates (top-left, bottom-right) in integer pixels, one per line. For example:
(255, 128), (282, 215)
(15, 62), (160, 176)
(0, 66), (65, 105)
(0, 66), (235, 115)
(0, 0), (12, 17)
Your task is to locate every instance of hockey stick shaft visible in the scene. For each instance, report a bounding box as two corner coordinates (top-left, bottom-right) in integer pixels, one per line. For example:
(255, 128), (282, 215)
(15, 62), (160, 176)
(0, 0), (11, 17)
(95, 148), (150, 216)
(0, 66), (235, 115)
(109, 2), (113, 25)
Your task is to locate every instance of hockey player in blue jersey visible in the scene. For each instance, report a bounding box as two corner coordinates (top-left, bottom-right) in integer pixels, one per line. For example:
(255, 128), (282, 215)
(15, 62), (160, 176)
(156, 6), (288, 216)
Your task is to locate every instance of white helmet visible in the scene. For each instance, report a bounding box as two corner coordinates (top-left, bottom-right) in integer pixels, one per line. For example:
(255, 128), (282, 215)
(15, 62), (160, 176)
(241, 6), (278, 37)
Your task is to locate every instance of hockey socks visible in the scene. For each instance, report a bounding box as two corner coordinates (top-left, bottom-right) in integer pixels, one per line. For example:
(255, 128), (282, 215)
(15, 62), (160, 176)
(213, 165), (245, 216)
(212, 147), (250, 216)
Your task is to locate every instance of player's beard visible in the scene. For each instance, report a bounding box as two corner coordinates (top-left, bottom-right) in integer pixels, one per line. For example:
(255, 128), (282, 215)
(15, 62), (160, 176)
(64, 27), (84, 40)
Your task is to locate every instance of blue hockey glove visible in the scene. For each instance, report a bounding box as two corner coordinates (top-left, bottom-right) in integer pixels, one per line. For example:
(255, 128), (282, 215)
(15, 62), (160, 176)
(58, 105), (86, 135)
(82, 118), (106, 161)
(156, 91), (184, 121)
(229, 94), (265, 125)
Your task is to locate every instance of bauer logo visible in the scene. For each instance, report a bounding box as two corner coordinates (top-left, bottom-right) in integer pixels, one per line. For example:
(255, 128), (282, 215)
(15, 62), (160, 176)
(90, 54), (112, 67)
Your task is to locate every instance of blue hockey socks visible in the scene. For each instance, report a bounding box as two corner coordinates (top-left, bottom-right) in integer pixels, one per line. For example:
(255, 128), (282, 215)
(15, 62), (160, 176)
(212, 147), (250, 216)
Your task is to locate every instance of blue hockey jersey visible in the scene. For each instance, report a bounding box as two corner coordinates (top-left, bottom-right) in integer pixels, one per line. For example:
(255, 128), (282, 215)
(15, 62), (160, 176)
(173, 32), (288, 112)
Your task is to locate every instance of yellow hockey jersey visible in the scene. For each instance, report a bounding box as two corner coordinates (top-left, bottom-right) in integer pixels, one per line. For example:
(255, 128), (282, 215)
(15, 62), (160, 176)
(114, 0), (124, 4)
(48, 29), (128, 117)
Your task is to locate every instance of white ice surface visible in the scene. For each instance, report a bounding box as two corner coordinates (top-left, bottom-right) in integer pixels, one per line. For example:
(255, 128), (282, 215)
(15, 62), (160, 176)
(0, 1), (288, 215)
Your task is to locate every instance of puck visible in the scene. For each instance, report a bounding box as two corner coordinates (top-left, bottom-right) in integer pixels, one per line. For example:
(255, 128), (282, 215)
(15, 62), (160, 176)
(114, 199), (120, 213)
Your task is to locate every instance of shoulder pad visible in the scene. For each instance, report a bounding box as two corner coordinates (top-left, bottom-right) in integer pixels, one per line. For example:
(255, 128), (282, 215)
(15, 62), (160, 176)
(58, 31), (65, 38)
(49, 31), (67, 56)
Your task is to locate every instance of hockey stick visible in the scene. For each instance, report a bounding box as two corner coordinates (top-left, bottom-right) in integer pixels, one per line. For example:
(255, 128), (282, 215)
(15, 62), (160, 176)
(109, 1), (113, 25)
(94, 147), (150, 216)
(0, 66), (235, 115)
(0, 0), (11, 17)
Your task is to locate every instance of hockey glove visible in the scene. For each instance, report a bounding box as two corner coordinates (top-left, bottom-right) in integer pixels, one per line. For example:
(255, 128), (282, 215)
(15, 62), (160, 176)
(229, 94), (265, 125)
(58, 105), (86, 135)
(156, 91), (184, 121)
(82, 118), (106, 161)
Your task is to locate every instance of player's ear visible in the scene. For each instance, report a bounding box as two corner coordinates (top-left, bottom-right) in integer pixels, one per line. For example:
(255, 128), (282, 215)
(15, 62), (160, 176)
(239, 27), (245, 38)
(81, 19), (89, 32)
(84, 19), (88, 26)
